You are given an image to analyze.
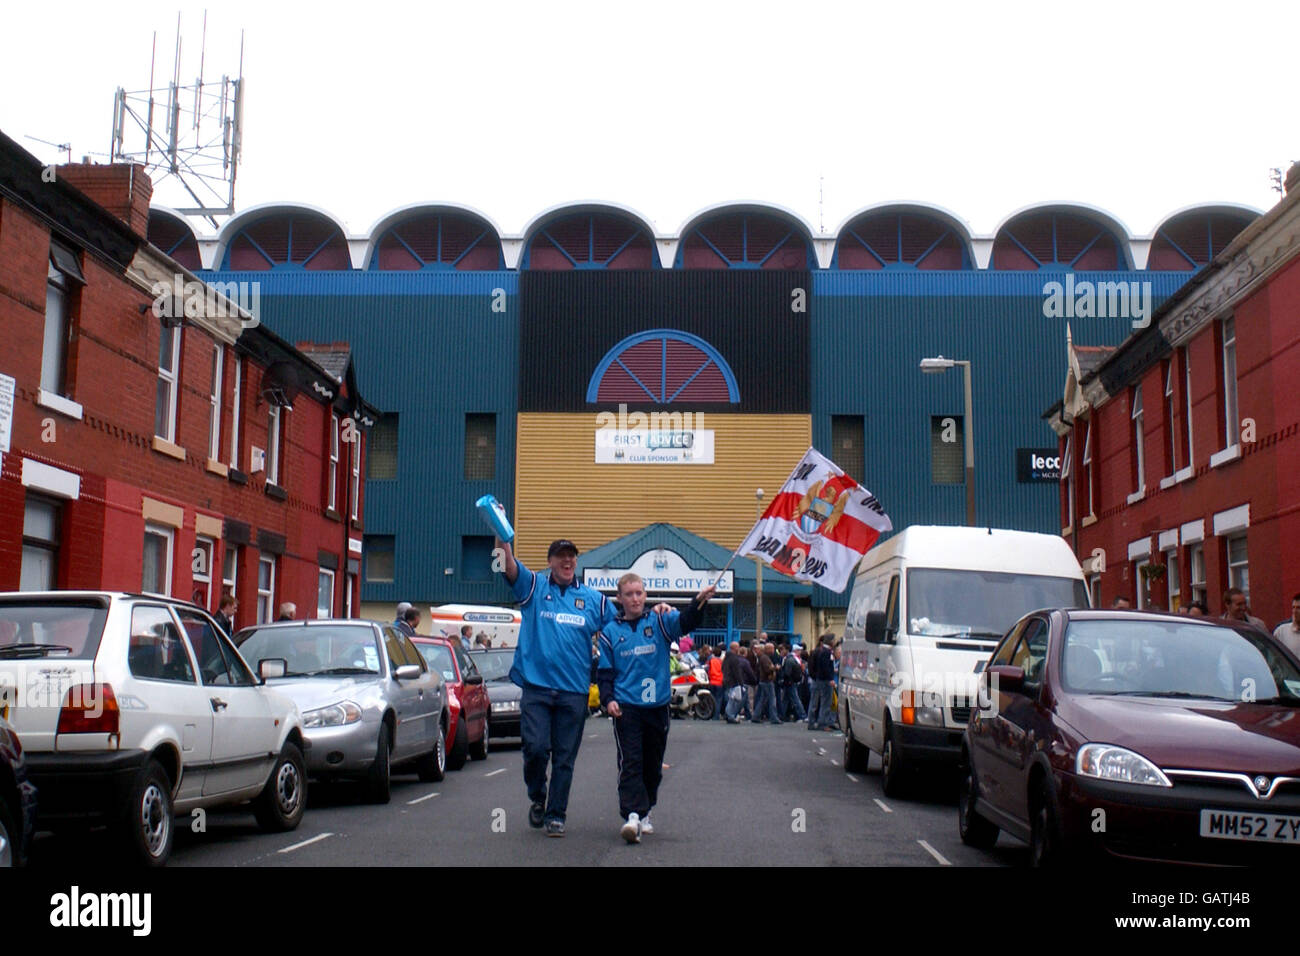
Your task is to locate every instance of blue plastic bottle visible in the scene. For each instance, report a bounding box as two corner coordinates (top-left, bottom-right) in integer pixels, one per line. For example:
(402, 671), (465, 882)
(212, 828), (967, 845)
(475, 494), (515, 542)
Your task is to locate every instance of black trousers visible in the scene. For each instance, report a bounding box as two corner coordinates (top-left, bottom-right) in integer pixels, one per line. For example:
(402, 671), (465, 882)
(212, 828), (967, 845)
(611, 703), (671, 819)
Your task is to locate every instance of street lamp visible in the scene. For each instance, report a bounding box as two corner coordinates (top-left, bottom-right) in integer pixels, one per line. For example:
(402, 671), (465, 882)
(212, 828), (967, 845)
(920, 355), (976, 526)
(754, 487), (764, 642)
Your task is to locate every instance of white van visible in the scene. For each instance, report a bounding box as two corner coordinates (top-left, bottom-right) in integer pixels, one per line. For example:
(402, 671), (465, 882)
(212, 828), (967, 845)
(838, 526), (1088, 796)
(428, 604), (521, 648)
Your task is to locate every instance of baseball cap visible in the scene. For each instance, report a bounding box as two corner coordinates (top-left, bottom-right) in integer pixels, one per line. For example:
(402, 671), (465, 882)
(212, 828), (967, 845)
(547, 539), (579, 558)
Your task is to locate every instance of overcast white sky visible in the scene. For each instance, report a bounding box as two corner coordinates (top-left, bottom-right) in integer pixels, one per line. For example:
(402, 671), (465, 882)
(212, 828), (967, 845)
(3, 0), (1295, 238)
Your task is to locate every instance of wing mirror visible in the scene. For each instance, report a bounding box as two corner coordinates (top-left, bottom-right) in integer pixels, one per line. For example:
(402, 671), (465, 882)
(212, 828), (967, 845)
(259, 658), (287, 680)
(985, 664), (1024, 695)
(865, 610), (894, 644)
(394, 664), (422, 681)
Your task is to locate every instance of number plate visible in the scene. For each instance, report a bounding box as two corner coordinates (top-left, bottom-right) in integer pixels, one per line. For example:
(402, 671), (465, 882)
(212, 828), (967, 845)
(1200, 809), (1300, 843)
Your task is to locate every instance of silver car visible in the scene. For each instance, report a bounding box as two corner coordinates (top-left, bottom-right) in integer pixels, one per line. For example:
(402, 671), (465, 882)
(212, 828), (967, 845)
(235, 620), (447, 803)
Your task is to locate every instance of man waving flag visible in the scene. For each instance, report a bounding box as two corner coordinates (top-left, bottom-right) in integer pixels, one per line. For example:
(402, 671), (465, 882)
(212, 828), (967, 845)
(737, 448), (892, 594)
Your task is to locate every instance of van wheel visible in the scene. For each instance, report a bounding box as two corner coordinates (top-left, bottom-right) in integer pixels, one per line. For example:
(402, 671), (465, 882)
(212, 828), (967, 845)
(958, 758), (999, 849)
(880, 721), (910, 798)
(119, 759), (173, 867)
(367, 726), (392, 803)
(843, 720), (870, 774)
(254, 742), (307, 832)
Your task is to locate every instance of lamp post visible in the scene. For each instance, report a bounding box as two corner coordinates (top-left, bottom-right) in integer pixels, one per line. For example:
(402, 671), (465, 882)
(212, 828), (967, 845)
(920, 355), (976, 526)
(754, 487), (764, 641)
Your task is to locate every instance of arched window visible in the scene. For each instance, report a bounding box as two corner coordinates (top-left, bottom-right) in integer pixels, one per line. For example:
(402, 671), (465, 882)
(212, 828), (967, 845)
(523, 213), (655, 269)
(147, 213), (201, 271)
(369, 213), (502, 270)
(1148, 210), (1255, 270)
(835, 212), (970, 269)
(678, 213), (810, 269)
(586, 330), (739, 404)
(222, 214), (350, 270)
(992, 211), (1125, 270)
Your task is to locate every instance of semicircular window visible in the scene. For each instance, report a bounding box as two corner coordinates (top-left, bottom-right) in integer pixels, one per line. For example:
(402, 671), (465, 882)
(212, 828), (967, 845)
(370, 214), (502, 270)
(586, 330), (739, 404)
(223, 213), (350, 270)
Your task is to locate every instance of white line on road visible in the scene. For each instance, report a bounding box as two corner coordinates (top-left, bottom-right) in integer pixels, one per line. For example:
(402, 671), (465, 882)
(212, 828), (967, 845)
(484, 768), (507, 777)
(918, 840), (951, 865)
(588, 733), (599, 738)
(278, 833), (334, 854)
(407, 792), (440, 805)
(873, 799), (892, 813)
(830, 759), (840, 766)
(817, 748), (827, 755)
(846, 773), (860, 783)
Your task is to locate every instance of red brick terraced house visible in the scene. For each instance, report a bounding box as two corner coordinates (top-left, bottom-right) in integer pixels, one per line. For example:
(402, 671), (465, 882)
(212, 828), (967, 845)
(0, 130), (378, 632)
(1046, 164), (1300, 625)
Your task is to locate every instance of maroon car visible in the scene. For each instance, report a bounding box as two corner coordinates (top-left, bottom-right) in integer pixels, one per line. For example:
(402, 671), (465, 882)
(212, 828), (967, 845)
(412, 637), (489, 770)
(959, 608), (1300, 865)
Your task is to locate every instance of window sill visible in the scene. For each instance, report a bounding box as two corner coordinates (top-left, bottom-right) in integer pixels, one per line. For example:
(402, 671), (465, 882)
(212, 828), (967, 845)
(37, 389), (84, 420)
(151, 436), (187, 461)
(350, 518), (364, 531)
(1062, 524), (1073, 537)
(1125, 486), (1146, 506)
(205, 459), (229, 478)
(324, 507), (342, 522)
(1209, 444), (1241, 469)
(1160, 465), (1194, 490)
(265, 483), (288, 502)
(228, 467), (248, 486)
(1081, 514), (1098, 528)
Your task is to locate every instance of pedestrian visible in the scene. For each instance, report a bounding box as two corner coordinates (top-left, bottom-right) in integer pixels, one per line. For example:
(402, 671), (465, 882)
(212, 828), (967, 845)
(459, 624), (473, 651)
(1274, 594), (1300, 656)
(778, 644), (807, 722)
(1111, 596), (1132, 610)
(1221, 588), (1268, 633)
(1188, 601), (1208, 617)
(496, 536), (616, 837)
(721, 641), (747, 723)
(707, 645), (725, 720)
(752, 643), (780, 724)
(397, 606), (420, 636)
(214, 593), (237, 636)
(597, 574), (715, 843)
(741, 643), (758, 719)
(277, 602), (297, 621)
(807, 633), (836, 730)
(394, 601), (412, 631)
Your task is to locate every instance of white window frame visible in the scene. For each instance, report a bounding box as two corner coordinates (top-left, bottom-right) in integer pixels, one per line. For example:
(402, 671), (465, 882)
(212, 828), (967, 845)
(1221, 317), (1239, 451)
(1062, 432), (1074, 531)
(156, 326), (183, 443)
(1164, 361), (1178, 475)
(257, 554), (276, 624)
(229, 357), (242, 470)
(344, 572), (355, 618)
(143, 522), (175, 597)
(1087, 573), (1101, 609)
(222, 543), (239, 605)
(193, 535), (216, 611)
(1189, 543), (1206, 606)
(1226, 535), (1249, 600)
(327, 412), (340, 512)
(1165, 548), (1180, 612)
(267, 405), (282, 486)
(1182, 347), (1194, 467)
(1081, 420), (1094, 518)
(1131, 387), (1145, 493)
(207, 344), (224, 462)
(317, 568), (335, 620)
(1133, 560), (1148, 610)
(43, 261), (71, 396)
(350, 431), (361, 521)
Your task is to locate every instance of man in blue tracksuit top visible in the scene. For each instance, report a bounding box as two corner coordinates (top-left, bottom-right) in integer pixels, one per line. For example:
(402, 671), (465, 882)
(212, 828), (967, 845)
(597, 573), (716, 844)
(496, 535), (617, 836)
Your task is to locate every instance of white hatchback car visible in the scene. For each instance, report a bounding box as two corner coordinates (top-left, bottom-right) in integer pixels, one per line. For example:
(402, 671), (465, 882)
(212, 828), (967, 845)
(0, 592), (308, 866)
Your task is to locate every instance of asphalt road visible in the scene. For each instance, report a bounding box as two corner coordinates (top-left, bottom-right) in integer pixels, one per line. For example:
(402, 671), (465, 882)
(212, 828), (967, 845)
(30, 717), (1030, 867)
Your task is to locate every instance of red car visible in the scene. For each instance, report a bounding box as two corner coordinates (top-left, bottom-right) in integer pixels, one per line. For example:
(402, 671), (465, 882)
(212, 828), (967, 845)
(960, 608), (1300, 866)
(413, 637), (489, 770)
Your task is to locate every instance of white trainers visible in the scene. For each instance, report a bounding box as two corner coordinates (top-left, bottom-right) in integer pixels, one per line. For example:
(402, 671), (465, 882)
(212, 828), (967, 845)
(620, 812), (641, 844)
(640, 812), (654, 835)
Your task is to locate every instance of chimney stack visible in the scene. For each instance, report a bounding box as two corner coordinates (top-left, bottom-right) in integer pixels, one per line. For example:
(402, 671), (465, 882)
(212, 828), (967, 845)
(56, 162), (153, 236)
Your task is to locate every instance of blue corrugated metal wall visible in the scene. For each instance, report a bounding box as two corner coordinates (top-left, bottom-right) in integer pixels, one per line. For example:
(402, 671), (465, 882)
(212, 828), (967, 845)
(808, 270), (1190, 606)
(201, 269), (518, 606)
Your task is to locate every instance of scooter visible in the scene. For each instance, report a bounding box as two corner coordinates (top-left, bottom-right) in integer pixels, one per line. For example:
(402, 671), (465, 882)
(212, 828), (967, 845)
(669, 667), (716, 720)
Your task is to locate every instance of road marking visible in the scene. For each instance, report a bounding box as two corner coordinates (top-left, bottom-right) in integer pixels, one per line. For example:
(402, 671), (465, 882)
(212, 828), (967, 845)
(873, 799), (892, 813)
(918, 840), (951, 865)
(846, 773), (859, 783)
(588, 733), (599, 738)
(830, 759), (840, 766)
(407, 792), (440, 805)
(278, 833), (334, 854)
(484, 768), (507, 777)
(817, 748), (827, 755)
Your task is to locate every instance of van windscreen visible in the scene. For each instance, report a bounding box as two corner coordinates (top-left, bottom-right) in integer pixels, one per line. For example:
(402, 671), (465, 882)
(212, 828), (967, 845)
(906, 569), (1087, 639)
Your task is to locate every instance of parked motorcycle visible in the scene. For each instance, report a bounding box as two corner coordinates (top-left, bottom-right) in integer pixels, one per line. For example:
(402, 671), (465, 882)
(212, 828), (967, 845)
(669, 667), (716, 720)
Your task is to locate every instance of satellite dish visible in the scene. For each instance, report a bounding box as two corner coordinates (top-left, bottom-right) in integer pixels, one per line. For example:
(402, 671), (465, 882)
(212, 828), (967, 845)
(261, 361), (301, 409)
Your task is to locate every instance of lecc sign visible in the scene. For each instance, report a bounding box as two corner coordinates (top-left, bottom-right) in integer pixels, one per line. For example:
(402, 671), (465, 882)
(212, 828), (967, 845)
(1017, 447), (1062, 483)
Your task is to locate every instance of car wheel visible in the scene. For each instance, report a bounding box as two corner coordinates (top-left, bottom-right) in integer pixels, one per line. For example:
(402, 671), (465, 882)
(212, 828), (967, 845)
(447, 715), (469, 771)
(469, 716), (489, 761)
(254, 742), (307, 832)
(418, 722), (448, 782)
(843, 717), (870, 774)
(119, 759), (173, 867)
(366, 725), (392, 804)
(0, 799), (15, 868)
(1029, 779), (1066, 867)
(880, 720), (909, 798)
(958, 758), (999, 849)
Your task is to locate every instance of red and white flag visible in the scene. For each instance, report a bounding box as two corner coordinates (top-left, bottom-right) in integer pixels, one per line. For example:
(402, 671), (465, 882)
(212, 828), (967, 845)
(737, 447), (892, 594)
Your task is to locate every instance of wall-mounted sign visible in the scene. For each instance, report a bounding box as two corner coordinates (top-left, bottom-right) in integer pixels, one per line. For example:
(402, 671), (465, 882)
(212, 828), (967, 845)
(1017, 447), (1062, 483)
(0, 373), (14, 454)
(584, 548), (733, 594)
(595, 429), (715, 464)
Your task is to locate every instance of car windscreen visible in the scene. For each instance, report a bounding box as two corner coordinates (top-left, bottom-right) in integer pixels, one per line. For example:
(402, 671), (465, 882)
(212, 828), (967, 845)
(236, 625), (381, 677)
(906, 569), (1088, 639)
(417, 643), (457, 683)
(1062, 619), (1300, 702)
(470, 649), (515, 681)
(0, 599), (109, 659)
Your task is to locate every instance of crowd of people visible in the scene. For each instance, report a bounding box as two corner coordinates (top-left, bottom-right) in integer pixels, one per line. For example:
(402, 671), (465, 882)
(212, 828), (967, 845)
(1113, 586), (1300, 653)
